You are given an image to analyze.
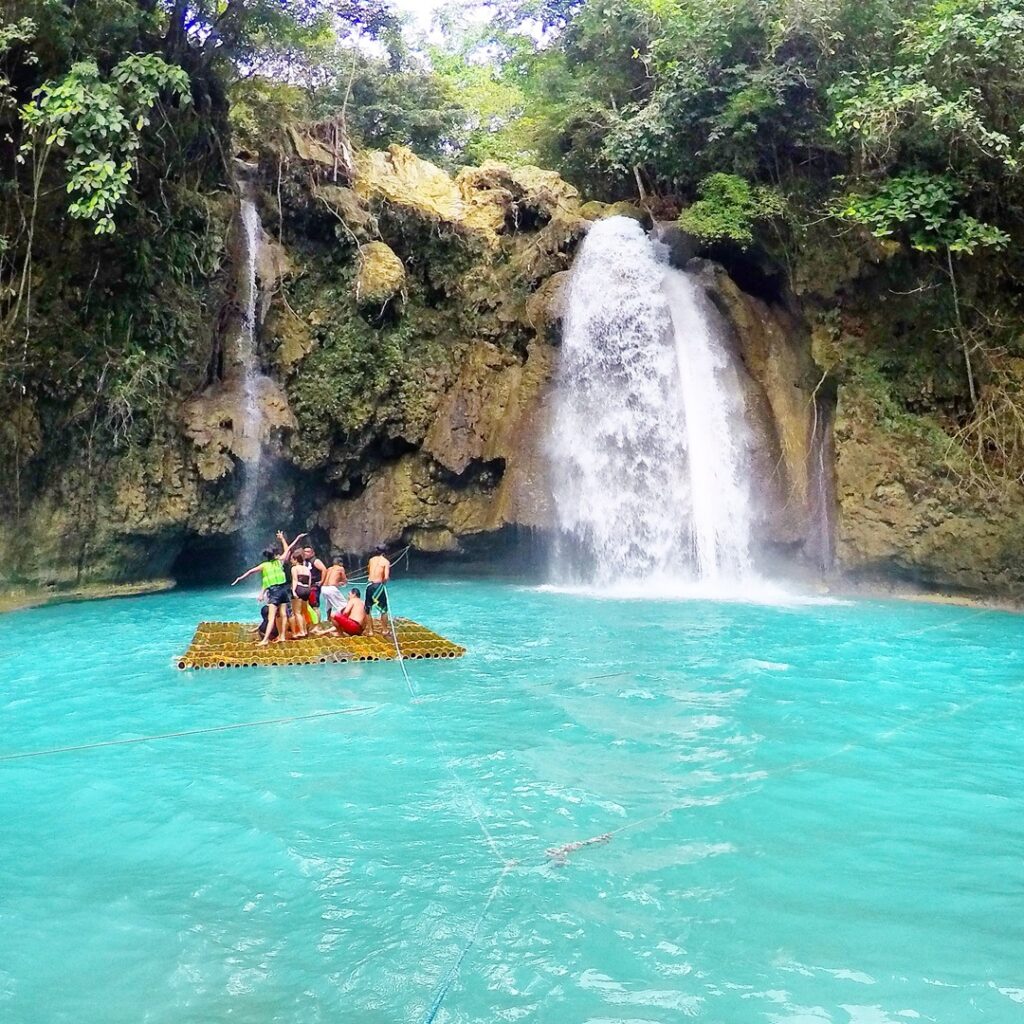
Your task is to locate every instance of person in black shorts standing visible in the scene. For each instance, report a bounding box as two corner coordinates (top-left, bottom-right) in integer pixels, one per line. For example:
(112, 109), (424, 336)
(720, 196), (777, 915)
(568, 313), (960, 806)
(364, 544), (391, 637)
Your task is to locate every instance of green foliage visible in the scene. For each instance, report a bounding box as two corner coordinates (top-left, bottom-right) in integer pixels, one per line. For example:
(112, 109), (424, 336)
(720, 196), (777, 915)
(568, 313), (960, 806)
(330, 53), (466, 161)
(838, 173), (1009, 254)
(0, 14), (35, 112)
(290, 311), (409, 438)
(678, 172), (783, 246)
(830, 0), (1024, 170)
(19, 55), (191, 233)
(229, 76), (311, 153)
(426, 43), (534, 165)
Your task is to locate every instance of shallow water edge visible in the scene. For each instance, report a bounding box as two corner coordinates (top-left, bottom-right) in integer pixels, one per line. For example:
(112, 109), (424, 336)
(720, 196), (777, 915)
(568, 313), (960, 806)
(2, 571), (1021, 617)
(0, 577), (176, 615)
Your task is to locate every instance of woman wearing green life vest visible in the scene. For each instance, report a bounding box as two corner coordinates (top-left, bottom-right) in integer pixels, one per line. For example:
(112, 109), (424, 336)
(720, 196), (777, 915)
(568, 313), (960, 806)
(232, 530), (307, 646)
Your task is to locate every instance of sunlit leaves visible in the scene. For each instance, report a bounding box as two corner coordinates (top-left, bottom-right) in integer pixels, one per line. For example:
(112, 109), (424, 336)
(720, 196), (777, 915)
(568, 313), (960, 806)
(678, 172), (784, 245)
(837, 173), (1009, 254)
(19, 55), (191, 233)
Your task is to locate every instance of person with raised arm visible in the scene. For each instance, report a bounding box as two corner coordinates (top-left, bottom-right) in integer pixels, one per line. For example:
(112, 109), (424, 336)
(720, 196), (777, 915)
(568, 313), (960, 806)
(232, 531), (306, 646)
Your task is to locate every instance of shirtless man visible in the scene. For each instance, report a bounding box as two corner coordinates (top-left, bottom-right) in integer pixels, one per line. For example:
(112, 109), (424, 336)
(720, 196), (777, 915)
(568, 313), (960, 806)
(320, 555), (348, 617)
(364, 544), (391, 637)
(331, 588), (368, 636)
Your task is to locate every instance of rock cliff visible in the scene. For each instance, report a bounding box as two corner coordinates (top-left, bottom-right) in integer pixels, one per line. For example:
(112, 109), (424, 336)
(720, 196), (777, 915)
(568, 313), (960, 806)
(4, 131), (1024, 601)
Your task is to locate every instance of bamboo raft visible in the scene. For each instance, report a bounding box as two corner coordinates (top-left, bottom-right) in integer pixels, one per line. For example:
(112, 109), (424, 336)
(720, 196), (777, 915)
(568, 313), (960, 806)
(177, 619), (466, 670)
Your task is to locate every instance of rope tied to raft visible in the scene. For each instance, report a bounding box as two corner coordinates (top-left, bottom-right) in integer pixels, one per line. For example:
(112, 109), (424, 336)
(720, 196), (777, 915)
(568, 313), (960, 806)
(378, 579), (522, 1024)
(381, 581), (417, 699)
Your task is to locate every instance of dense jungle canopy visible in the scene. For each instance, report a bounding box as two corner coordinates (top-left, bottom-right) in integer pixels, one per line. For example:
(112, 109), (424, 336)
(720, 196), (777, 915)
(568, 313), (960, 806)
(1, 0), (1024, 505)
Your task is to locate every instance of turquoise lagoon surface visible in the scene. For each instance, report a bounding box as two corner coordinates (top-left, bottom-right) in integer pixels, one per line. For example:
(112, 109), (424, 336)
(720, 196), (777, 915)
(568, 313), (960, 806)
(2, 578), (1022, 1023)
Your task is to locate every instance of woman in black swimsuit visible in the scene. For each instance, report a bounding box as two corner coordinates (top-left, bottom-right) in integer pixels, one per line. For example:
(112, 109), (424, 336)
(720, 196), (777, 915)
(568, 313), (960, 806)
(290, 552), (311, 638)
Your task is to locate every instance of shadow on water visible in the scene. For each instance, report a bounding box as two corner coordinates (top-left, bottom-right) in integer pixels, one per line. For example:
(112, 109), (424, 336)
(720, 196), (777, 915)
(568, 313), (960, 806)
(170, 524), (555, 589)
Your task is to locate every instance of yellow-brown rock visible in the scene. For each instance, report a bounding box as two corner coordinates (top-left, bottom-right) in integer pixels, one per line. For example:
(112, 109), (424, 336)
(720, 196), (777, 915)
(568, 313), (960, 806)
(286, 125), (340, 168)
(606, 200), (645, 222)
(526, 271), (569, 340)
(355, 242), (406, 307)
(353, 147), (583, 249)
(580, 199), (644, 222)
(355, 145), (463, 224)
(183, 376), (297, 480)
(315, 184), (373, 236)
(834, 375), (1024, 591)
(580, 200), (609, 220)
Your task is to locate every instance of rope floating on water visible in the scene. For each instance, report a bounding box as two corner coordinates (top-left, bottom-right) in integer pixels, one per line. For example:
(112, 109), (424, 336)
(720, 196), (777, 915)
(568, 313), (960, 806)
(420, 862), (515, 1024)
(545, 831), (613, 864)
(0, 705), (375, 763)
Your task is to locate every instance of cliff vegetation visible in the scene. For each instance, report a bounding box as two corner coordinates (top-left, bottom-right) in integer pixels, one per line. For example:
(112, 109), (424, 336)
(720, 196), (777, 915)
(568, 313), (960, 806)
(2, 0), (1024, 599)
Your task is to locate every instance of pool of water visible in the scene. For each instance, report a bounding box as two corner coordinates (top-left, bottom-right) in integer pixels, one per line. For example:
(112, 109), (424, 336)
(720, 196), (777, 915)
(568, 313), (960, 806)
(2, 579), (1022, 1023)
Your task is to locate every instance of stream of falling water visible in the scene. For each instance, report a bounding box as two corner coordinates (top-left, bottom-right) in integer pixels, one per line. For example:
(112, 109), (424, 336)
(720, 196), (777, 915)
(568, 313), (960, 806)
(235, 187), (263, 523)
(549, 216), (758, 591)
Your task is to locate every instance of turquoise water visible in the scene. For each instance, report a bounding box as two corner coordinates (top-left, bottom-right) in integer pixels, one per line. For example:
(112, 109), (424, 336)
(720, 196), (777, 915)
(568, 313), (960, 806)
(2, 579), (1022, 1023)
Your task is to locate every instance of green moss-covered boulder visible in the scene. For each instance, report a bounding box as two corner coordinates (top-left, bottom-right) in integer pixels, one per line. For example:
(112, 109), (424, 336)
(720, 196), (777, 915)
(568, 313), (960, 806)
(606, 200), (645, 222)
(580, 199), (645, 223)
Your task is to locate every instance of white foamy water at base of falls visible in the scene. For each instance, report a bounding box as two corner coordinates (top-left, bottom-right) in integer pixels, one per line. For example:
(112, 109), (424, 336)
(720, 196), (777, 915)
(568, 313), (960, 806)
(549, 216), (761, 590)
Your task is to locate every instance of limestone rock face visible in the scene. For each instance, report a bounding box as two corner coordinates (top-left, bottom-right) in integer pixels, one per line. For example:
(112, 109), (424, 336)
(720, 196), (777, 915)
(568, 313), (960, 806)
(13, 124), (1024, 603)
(525, 271), (569, 342)
(355, 242), (406, 308)
(325, 342), (554, 554)
(315, 185), (373, 237)
(356, 145), (465, 224)
(580, 199), (645, 222)
(693, 260), (830, 556)
(183, 377), (297, 480)
(834, 382), (1024, 593)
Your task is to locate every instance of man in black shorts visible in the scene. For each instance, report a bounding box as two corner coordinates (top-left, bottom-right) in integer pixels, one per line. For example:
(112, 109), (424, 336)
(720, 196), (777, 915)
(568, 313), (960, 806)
(364, 544), (391, 637)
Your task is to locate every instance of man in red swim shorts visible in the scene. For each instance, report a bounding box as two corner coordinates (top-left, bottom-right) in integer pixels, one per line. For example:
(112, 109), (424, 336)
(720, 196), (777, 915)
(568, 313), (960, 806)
(331, 588), (368, 636)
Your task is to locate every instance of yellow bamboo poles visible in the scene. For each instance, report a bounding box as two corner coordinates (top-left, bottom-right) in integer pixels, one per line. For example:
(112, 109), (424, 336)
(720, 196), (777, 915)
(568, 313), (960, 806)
(177, 619), (465, 670)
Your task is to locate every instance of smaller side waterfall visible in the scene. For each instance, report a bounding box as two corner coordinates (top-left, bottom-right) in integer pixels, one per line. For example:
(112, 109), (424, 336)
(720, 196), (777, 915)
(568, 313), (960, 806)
(807, 390), (837, 570)
(234, 187), (264, 519)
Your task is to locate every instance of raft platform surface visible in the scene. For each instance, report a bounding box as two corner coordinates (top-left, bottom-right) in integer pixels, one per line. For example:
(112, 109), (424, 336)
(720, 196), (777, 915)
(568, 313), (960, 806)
(178, 618), (465, 670)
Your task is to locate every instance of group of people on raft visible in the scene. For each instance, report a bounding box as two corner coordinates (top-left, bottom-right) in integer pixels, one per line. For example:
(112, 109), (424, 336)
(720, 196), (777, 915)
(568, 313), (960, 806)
(231, 531), (391, 646)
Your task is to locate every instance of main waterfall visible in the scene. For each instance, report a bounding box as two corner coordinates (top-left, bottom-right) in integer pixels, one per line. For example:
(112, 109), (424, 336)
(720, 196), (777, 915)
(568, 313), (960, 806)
(549, 216), (758, 588)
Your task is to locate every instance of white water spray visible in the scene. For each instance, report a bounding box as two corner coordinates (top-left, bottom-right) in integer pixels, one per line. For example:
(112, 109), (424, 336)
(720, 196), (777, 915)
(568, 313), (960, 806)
(549, 216), (758, 589)
(234, 186), (264, 520)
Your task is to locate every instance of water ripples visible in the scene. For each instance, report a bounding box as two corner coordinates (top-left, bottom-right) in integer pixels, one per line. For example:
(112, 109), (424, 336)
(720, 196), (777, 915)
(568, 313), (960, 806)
(1, 581), (1022, 1022)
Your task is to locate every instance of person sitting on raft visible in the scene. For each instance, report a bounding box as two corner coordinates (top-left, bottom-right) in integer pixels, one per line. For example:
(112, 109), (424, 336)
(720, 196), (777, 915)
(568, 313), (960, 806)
(256, 595), (293, 641)
(364, 544), (391, 637)
(331, 588), (368, 636)
(232, 531), (306, 646)
(320, 555), (348, 617)
(290, 551), (312, 639)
